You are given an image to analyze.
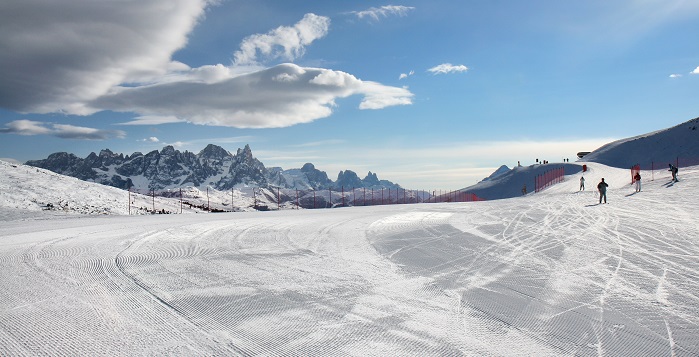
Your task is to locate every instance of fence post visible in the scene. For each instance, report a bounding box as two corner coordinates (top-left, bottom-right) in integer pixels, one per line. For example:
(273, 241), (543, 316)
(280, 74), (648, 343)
(181, 188), (183, 214)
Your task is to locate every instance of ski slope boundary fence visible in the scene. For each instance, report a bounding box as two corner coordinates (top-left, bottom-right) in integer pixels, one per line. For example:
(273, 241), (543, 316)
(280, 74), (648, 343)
(126, 186), (486, 214)
(534, 167), (565, 193)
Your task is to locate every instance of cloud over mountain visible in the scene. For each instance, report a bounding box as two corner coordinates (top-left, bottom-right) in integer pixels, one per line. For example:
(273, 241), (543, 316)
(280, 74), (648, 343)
(92, 63), (413, 128)
(0, 2), (412, 129)
(0, 120), (125, 140)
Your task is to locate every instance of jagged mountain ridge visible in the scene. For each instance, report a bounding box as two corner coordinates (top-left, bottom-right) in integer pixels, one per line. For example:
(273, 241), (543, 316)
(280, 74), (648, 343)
(25, 144), (401, 191)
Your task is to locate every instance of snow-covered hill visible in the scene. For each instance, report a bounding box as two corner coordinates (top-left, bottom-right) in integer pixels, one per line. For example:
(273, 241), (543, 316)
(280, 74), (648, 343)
(581, 116), (699, 168)
(1, 161), (697, 355)
(0, 160), (284, 219)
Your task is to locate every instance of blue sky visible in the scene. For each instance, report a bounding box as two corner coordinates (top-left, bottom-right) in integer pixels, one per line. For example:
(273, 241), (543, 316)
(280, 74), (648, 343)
(1, 0), (699, 189)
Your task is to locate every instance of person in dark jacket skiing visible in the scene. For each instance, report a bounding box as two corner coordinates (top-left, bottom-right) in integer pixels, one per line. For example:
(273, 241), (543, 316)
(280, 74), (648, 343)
(669, 164), (679, 182)
(597, 178), (608, 204)
(634, 172), (641, 192)
(579, 176), (585, 191)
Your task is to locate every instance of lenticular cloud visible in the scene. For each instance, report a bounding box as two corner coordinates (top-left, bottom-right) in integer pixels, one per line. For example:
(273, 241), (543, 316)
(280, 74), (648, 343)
(93, 64), (413, 128)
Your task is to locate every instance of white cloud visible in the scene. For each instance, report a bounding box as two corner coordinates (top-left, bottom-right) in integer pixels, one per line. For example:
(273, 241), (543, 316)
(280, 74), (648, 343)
(0, 119), (52, 136)
(352, 5), (415, 21)
(691, 66), (699, 74)
(0, 6), (412, 130)
(118, 116), (185, 126)
(399, 70), (415, 80)
(233, 13), (330, 65)
(140, 137), (160, 143)
(669, 74), (682, 78)
(93, 63), (413, 128)
(428, 63), (469, 75)
(0, 0), (209, 114)
(358, 82), (413, 110)
(0, 120), (125, 140)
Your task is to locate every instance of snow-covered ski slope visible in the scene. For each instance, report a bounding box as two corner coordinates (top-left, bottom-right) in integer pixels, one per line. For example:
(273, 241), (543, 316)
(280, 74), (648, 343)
(1, 161), (698, 356)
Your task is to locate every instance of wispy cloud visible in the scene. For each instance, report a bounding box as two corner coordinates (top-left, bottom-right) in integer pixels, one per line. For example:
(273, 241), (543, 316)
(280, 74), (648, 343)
(399, 70), (414, 80)
(428, 63), (469, 75)
(669, 74), (682, 78)
(233, 13), (330, 65)
(0, 120), (125, 140)
(118, 115), (184, 126)
(691, 66), (699, 74)
(352, 5), (415, 21)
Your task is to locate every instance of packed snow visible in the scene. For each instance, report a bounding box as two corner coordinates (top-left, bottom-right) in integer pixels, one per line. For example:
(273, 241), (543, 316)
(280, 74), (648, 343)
(1, 157), (698, 356)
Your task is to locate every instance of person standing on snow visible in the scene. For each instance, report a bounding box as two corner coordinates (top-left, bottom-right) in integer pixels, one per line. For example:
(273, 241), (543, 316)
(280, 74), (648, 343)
(668, 164), (679, 182)
(597, 178), (608, 204)
(634, 172), (641, 192)
(579, 176), (585, 191)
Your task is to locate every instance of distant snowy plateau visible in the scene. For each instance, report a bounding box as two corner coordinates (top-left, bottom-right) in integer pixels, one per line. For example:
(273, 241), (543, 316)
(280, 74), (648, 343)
(1, 117), (699, 356)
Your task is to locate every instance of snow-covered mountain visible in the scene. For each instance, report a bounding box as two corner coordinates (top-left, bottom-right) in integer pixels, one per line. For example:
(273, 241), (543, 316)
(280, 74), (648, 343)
(25, 144), (400, 191)
(581, 116), (699, 168)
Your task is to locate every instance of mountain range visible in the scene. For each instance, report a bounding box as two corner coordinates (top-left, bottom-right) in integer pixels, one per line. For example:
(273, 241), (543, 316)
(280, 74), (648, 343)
(25, 144), (400, 192)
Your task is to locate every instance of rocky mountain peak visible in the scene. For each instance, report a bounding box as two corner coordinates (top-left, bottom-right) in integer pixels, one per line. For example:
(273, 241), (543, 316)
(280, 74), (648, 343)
(199, 144), (231, 160)
(236, 144), (254, 161)
(160, 145), (176, 155)
(335, 170), (363, 189)
(99, 149), (115, 158)
(301, 163), (316, 172)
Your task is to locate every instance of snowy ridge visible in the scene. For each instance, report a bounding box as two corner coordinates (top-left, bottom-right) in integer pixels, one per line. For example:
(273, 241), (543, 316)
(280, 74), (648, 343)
(581, 116), (699, 168)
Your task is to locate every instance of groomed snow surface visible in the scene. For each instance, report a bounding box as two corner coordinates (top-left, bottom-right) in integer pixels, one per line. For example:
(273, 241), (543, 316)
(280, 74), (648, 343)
(1, 163), (698, 356)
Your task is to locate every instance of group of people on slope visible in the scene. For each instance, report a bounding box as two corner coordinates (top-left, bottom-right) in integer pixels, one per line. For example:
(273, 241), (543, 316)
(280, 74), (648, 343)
(578, 162), (679, 204)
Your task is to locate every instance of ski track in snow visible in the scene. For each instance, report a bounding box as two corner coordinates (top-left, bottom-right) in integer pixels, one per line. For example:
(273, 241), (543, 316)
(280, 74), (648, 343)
(1, 164), (699, 356)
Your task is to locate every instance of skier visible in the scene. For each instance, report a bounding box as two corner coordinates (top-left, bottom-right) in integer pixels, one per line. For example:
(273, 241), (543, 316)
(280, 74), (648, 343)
(597, 178), (608, 204)
(668, 164), (679, 182)
(579, 176), (585, 191)
(634, 172), (641, 192)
